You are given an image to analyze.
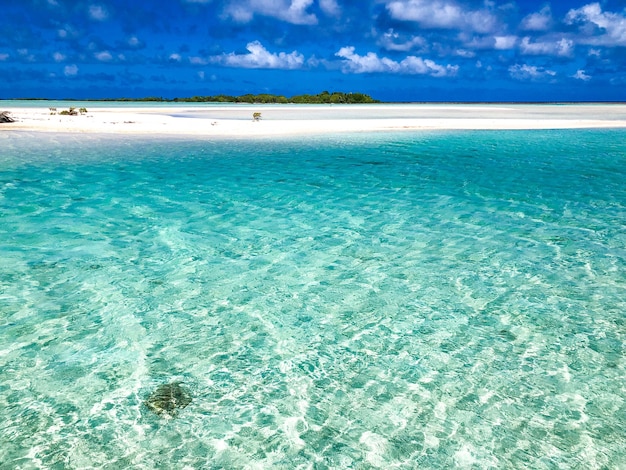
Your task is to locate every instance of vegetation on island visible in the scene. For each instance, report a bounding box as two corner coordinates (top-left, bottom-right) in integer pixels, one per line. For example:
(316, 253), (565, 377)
(103, 91), (380, 104)
(56, 107), (88, 115)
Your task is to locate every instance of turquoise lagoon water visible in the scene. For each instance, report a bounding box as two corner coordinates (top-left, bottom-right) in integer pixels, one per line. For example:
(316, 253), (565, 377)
(1, 129), (625, 469)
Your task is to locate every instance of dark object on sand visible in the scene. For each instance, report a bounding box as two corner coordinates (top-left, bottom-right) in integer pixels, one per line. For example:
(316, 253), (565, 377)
(0, 111), (15, 123)
(59, 107), (78, 116)
(144, 382), (192, 418)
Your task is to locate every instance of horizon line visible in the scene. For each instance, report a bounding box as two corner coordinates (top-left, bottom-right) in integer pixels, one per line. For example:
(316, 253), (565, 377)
(2, 98), (626, 105)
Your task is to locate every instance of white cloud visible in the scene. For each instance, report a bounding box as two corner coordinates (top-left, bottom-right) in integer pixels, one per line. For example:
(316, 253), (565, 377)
(89, 4), (109, 21)
(212, 41), (305, 69)
(572, 69), (591, 81)
(128, 36), (141, 48)
(169, 53), (182, 62)
(53, 52), (66, 62)
(225, 0), (317, 25)
(95, 50), (113, 61)
(385, 0), (497, 33)
(319, 0), (340, 16)
(378, 29), (426, 52)
(519, 37), (574, 57)
(64, 64), (78, 76)
(521, 5), (552, 31)
(17, 49), (35, 62)
(566, 3), (626, 46)
(0, 53), (8, 61)
(401, 56), (459, 76)
(336, 46), (458, 77)
(461, 34), (516, 51)
(189, 56), (208, 65)
(509, 63), (556, 81)
(455, 49), (475, 58)
(336, 47), (397, 73)
(306, 55), (321, 67)
(494, 36), (517, 50)
(57, 25), (79, 40)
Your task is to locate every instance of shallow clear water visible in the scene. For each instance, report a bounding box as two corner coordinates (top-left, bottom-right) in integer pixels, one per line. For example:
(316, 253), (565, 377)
(1, 129), (625, 469)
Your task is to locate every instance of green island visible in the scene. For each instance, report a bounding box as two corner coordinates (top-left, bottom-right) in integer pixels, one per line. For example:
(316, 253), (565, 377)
(72, 91), (380, 104)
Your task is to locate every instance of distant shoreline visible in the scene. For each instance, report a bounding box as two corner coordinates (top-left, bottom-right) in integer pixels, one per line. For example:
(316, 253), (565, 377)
(3, 98), (626, 105)
(2, 92), (380, 105)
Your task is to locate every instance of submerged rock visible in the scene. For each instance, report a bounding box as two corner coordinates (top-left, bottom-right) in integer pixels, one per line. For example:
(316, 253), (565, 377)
(144, 382), (192, 418)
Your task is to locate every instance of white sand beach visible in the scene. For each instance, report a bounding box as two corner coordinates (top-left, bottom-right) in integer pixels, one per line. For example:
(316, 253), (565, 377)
(2, 103), (626, 136)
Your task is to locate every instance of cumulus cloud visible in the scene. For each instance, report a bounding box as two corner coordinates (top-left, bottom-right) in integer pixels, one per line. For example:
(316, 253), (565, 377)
(17, 49), (35, 62)
(521, 6), (552, 31)
(455, 49), (475, 58)
(212, 41), (305, 69)
(461, 34), (516, 51)
(169, 53), (182, 62)
(565, 3), (626, 46)
(509, 63), (556, 81)
(319, 0), (340, 17)
(520, 37), (574, 57)
(385, 0), (498, 34)
(572, 69), (591, 81)
(89, 4), (109, 21)
(53, 52), (66, 62)
(127, 36), (142, 48)
(225, 0), (317, 25)
(189, 56), (208, 65)
(95, 50), (113, 61)
(494, 36), (518, 50)
(378, 29), (426, 52)
(336, 46), (458, 77)
(64, 64), (78, 76)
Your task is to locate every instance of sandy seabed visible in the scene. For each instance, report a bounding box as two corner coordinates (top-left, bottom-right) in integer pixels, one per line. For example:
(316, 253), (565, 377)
(2, 103), (626, 137)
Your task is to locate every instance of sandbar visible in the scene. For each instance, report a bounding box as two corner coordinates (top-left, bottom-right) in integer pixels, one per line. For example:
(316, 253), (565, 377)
(2, 103), (626, 137)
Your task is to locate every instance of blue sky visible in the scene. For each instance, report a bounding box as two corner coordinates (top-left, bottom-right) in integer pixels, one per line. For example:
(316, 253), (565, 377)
(1, 0), (625, 101)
